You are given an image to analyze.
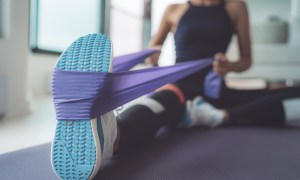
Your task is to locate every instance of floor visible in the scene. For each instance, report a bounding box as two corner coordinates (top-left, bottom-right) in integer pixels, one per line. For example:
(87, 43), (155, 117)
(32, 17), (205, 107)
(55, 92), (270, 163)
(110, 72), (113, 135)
(0, 97), (56, 155)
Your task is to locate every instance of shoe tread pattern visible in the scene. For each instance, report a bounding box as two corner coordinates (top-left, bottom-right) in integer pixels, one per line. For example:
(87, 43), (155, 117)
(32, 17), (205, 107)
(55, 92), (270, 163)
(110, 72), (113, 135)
(52, 34), (111, 180)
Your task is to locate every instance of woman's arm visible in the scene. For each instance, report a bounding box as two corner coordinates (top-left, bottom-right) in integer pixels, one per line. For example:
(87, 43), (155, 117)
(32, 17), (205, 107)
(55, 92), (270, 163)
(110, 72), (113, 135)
(146, 5), (174, 65)
(213, 1), (252, 76)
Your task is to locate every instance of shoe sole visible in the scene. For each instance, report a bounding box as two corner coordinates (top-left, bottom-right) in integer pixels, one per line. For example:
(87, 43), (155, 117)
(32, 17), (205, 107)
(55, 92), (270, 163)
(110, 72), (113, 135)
(51, 34), (112, 180)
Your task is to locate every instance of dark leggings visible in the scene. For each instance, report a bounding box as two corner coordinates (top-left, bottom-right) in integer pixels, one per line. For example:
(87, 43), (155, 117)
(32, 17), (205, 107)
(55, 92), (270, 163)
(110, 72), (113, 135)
(117, 91), (184, 151)
(224, 87), (300, 125)
(117, 85), (300, 152)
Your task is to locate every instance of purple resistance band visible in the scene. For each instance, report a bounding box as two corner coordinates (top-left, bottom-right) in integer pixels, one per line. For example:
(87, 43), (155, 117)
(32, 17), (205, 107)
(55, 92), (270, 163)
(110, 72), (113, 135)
(113, 49), (158, 72)
(113, 49), (223, 99)
(53, 58), (215, 120)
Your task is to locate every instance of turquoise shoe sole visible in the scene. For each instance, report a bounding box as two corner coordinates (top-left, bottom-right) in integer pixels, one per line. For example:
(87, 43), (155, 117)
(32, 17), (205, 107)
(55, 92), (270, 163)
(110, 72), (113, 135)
(51, 34), (112, 180)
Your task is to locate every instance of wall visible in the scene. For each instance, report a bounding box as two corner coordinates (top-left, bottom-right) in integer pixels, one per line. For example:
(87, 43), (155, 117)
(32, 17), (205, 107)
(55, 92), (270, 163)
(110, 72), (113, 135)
(110, 0), (144, 55)
(152, 0), (186, 66)
(28, 53), (58, 98)
(227, 0), (300, 81)
(226, 37), (300, 80)
(248, 0), (291, 23)
(0, 0), (30, 117)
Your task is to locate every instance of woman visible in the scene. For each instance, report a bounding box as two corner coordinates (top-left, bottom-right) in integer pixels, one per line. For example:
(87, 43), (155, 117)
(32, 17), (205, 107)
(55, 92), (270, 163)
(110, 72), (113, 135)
(115, 0), (300, 152)
(51, 0), (300, 179)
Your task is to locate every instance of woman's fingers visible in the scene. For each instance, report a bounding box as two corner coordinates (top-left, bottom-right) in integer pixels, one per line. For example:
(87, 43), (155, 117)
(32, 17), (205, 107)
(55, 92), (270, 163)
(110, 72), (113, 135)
(213, 52), (230, 76)
(214, 52), (226, 61)
(145, 51), (160, 65)
(213, 66), (227, 76)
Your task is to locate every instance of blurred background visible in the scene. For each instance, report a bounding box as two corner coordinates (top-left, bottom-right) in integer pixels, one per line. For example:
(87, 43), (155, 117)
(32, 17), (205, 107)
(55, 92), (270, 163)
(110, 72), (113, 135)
(0, 0), (299, 154)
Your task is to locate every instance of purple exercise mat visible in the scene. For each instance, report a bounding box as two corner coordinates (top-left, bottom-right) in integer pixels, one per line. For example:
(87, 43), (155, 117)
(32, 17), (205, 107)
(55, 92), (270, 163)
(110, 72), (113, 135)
(1, 126), (300, 180)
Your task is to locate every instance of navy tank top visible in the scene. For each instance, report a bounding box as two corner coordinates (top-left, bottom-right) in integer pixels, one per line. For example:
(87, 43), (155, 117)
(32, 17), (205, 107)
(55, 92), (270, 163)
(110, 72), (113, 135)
(174, 0), (233, 86)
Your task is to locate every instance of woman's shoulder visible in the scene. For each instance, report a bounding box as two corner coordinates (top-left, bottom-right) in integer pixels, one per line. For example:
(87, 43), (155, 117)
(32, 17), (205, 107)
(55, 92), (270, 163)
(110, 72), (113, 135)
(167, 3), (187, 9)
(225, 0), (248, 11)
(225, 0), (248, 22)
(165, 3), (188, 15)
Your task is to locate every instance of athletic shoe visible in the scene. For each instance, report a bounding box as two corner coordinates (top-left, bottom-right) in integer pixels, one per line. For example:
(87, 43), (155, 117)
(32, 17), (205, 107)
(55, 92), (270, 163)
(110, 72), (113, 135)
(51, 34), (117, 180)
(182, 96), (224, 128)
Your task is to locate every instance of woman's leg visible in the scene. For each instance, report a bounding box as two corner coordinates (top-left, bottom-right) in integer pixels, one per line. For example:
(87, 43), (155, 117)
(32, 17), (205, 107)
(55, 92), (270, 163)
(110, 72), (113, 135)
(181, 85), (271, 127)
(225, 87), (300, 126)
(116, 84), (186, 152)
(184, 87), (300, 127)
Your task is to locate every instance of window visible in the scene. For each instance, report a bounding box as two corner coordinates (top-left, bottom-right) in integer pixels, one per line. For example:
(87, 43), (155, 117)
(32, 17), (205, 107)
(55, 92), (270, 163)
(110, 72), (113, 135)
(0, 0), (9, 39)
(30, 0), (106, 53)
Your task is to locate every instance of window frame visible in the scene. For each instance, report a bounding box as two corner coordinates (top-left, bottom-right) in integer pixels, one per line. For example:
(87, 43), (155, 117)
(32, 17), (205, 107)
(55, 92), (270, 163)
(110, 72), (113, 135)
(29, 0), (108, 55)
(0, 0), (3, 38)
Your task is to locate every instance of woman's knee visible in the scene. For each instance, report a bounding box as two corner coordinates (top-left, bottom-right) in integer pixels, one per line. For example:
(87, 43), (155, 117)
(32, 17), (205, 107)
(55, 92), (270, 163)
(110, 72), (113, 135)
(155, 84), (186, 104)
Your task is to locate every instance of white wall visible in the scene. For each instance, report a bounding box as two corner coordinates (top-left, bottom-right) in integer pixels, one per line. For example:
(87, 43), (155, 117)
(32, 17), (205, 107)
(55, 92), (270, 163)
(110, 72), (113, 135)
(227, 0), (300, 80)
(0, 0), (30, 117)
(110, 0), (144, 55)
(247, 0), (291, 23)
(28, 54), (58, 98)
(152, 0), (186, 66)
(0, 0), (59, 118)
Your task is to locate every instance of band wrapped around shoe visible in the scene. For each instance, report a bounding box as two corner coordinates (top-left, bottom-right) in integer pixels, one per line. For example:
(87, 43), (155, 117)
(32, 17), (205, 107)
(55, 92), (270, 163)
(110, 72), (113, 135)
(52, 70), (108, 120)
(53, 58), (214, 120)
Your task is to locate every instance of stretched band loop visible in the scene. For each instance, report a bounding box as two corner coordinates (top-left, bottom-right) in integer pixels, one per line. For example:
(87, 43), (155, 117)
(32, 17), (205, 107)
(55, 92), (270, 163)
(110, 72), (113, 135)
(53, 58), (214, 120)
(113, 49), (157, 72)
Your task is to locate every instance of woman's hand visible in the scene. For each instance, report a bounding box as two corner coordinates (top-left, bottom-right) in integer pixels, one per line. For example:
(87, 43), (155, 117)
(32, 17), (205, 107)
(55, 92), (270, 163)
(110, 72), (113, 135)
(145, 46), (161, 66)
(213, 52), (231, 76)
